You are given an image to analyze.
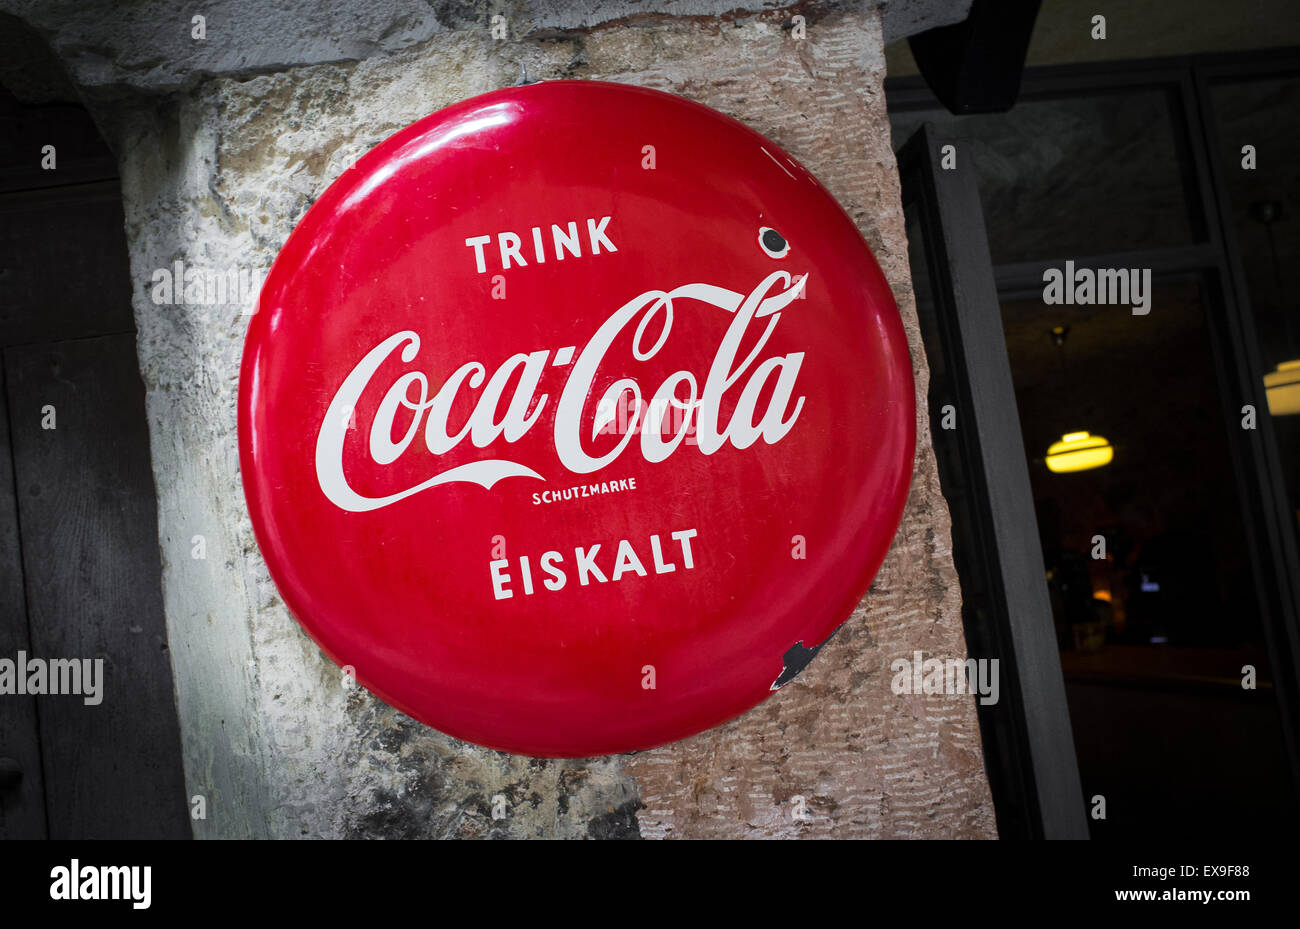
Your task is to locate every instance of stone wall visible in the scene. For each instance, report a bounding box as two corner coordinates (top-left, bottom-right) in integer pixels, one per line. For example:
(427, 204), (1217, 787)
(5, 0), (995, 838)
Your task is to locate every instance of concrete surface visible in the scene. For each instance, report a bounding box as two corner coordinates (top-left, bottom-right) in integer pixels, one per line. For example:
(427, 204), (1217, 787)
(4, 0), (973, 91)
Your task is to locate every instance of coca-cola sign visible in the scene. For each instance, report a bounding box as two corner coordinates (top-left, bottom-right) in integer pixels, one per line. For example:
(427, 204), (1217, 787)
(239, 81), (914, 757)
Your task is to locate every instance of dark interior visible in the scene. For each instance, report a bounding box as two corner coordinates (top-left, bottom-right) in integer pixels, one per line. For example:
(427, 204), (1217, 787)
(891, 50), (1300, 838)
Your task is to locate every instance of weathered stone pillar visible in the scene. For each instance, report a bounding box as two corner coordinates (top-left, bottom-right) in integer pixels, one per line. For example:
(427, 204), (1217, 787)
(7, 0), (993, 838)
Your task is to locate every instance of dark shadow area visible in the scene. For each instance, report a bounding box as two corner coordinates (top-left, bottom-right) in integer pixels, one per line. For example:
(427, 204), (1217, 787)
(890, 48), (1300, 838)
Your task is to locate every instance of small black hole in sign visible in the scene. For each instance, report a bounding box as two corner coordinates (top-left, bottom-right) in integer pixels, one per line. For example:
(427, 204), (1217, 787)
(758, 226), (789, 259)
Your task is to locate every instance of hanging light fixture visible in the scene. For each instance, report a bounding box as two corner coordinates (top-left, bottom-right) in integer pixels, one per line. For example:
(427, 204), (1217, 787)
(1043, 326), (1114, 473)
(1046, 431), (1114, 473)
(1252, 200), (1299, 416)
(1265, 360), (1300, 415)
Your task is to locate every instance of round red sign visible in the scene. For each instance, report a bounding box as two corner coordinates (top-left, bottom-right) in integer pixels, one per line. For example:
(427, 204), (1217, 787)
(239, 81), (914, 757)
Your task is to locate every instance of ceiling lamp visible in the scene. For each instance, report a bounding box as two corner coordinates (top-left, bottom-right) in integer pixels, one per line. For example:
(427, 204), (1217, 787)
(1265, 359), (1300, 416)
(1042, 327), (1113, 474)
(1251, 202), (1299, 417)
(1046, 431), (1113, 473)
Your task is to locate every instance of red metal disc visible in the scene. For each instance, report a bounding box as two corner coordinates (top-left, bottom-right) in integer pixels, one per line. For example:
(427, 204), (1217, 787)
(238, 80), (914, 757)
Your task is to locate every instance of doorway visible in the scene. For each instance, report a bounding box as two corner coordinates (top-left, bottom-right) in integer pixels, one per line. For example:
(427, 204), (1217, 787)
(0, 71), (189, 838)
(893, 49), (1300, 839)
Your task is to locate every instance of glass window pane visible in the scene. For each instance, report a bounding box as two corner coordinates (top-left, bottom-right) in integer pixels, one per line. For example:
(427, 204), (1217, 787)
(1001, 280), (1296, 835)
(891, 89), (1200, 264)
(1210, 73), (1300, 539)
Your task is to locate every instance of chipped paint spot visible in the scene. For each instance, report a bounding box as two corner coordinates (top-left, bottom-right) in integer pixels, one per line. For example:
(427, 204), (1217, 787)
(771, 638), (824, 690)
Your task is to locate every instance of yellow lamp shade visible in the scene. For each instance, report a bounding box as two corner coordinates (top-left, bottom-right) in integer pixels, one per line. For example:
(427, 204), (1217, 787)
(1045, 431), (1113, 473)
(1265, 359), (1300, 416)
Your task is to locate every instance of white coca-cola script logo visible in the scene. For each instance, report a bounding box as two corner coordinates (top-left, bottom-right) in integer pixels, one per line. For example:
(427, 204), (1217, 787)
(315, 270), (808, 512)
